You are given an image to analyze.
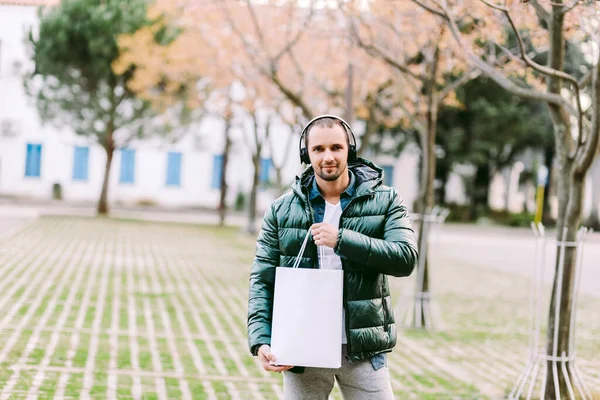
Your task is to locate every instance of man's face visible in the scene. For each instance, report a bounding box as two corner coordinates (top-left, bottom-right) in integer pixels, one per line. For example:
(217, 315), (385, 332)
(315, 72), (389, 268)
(307, 124), (349, 182)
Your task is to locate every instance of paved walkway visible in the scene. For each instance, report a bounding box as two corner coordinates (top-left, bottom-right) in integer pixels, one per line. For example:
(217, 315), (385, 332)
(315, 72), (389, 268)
(0, 211), (598, 399)
(434, 224), (600, 298)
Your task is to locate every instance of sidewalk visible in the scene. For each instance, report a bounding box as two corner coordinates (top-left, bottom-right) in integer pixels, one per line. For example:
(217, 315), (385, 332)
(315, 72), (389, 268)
(0, 198), (254, 230)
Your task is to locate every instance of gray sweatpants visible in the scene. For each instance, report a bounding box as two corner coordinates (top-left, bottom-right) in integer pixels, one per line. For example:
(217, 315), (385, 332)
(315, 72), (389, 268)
(283, 347), (395, 400)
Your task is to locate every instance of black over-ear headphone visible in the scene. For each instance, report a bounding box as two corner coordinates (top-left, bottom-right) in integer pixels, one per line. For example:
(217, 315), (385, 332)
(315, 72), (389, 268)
(299, 114), (357, 165)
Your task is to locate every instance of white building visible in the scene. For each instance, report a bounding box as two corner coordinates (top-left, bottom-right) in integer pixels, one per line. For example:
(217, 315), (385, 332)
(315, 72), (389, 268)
(0, 1), (424, 215)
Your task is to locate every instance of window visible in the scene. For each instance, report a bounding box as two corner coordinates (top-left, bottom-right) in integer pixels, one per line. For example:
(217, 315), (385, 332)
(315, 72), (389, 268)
(72, 146), (89, 181)
(382, 165), (394, 187)
(211, 155), (224, 189)
(24, 143), (42, 177)
(166, 151), (182, 186)
(260, 158), (272, 184)
(119, 148), (135, 184)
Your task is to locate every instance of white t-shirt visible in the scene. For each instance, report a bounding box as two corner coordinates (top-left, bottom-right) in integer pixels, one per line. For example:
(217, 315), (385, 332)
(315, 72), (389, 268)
(318, 201), (347, 343)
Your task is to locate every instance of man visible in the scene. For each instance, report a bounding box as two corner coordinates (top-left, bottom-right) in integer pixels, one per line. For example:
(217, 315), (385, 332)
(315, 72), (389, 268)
(247, 115), (418, 399)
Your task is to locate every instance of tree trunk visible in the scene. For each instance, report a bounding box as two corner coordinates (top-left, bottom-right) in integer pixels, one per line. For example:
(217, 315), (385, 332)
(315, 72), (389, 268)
(414, 45), (440, 328)
(584, 157), (600, 230)
(504, 166), (513, 212)
(544, 162), (583, 399)
(543, 3), (575, 395)
(248, 153), (260, 234)
(437, 161), (450, 205)
(543, 145), (556, 225)
(274, 165), (285, 196)
(97, 142), (115, 215)
(345, 62), (354, 126)
(468, 164), (490, 220)
(247, 114), (266, 235)
(357, 106), (378, 158)
(218, 115), (233, 227)
(268, 121), (295, 196)
(414, 128), (428, 213)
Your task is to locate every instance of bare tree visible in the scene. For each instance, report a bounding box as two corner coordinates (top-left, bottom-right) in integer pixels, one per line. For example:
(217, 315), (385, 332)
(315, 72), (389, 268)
(347, 2), (479, 328)
(218, 102), (234, 227)
(414, 1), (600, 396)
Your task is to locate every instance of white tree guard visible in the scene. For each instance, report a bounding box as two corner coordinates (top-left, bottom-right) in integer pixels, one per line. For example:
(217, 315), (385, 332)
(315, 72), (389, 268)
(509, 223), (593, 400)
(395, 206), (449, 330)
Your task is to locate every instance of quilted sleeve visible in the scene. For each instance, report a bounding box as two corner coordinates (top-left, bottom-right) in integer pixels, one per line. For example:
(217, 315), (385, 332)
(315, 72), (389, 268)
(334, 188), (418, 277)
(247, 203), (280, 355)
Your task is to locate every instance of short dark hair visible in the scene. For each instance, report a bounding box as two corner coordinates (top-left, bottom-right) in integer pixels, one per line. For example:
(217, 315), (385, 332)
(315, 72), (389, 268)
(304, 117), (350, 148)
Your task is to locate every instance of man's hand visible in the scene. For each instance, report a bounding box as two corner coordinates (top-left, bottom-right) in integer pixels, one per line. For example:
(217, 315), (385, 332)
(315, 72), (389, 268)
(311, 222), (339, 248)
(257, 345), (293, 373)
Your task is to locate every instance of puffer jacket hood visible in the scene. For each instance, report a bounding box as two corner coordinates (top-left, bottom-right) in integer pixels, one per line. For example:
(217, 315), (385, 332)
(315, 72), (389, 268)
(291, 158), (383, 201)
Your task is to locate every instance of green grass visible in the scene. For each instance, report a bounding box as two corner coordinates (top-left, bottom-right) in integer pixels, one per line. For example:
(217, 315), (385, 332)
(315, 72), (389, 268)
(73, 334), (91, 368)
(38, 371), (60, 397)
(0, 217), (598, 399)
(188, 379), (208, 398)
(64, 374), (84, 397)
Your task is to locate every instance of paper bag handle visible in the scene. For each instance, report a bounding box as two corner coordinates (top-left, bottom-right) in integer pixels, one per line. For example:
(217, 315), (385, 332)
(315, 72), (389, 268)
(292, 230), (311, 268)
(291, 229), (325, 269)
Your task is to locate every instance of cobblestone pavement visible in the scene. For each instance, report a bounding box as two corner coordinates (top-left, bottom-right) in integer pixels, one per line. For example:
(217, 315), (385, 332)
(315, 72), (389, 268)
(0, 216), (598, 399)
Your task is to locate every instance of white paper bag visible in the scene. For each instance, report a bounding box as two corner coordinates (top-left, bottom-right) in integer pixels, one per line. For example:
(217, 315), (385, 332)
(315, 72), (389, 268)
(270, 231), (343, 369)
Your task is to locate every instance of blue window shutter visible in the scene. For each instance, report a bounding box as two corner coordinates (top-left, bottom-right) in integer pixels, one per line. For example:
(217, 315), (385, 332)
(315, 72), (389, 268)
(260, 158), (272, 183)
(25, 143), (42, 177)
(72, 146), (89, 181)
(382, 165), (394, 187)
(166, 152), (182, 186)
(211, 155), (223, 189)
(119, 148), (135, 184)
(24, 144), (33, 176)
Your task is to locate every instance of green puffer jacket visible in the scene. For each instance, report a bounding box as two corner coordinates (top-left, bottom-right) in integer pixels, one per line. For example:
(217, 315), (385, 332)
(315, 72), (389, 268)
(247, 158), (418, 363)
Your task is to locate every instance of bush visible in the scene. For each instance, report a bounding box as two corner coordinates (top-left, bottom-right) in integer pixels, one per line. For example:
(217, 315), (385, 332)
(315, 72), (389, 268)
(485, 209), (534, 227)
(135, 198), (157, 207)
(52, 183), (62, 200)
(234, 191), (246, 211)
(438, 203), (535, 227)
(444, 203), (472, 222)
(507, 212), (535, 227)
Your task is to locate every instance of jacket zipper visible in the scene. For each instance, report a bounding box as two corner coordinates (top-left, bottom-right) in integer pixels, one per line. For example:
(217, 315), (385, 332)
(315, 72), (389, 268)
(302, 187), (318, 269)
(382, 280), (389, 332)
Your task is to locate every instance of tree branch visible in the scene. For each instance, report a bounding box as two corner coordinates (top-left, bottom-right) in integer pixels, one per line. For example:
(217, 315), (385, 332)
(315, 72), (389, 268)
(480, 1), (579, 85)
(575, 49), (600, 175)
(426, 0), (578, 116)
(439, 69), (480, 101)
(221, 5), (265, 70)
(270, 72), (314, 120)
(528, 0), (551, 24)
(482, 0), (585, 152)
(496, 43), (529, 68)
(285, 47), (307, 92)
(350, 20), (427, 82)
(245, 0), (268, 54)
(478, 0), (505, 12)
(221, 2), (314, 120)
(410, 0), (448, 20)
(271, 5), (313, 64)
(559, 0), (583, 15)
(579, 69), (594, 88)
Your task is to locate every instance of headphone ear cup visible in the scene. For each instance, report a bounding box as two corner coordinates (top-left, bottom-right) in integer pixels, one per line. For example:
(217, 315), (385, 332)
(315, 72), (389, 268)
(300, 148), (310, 164)
(348, 145), (357, 163)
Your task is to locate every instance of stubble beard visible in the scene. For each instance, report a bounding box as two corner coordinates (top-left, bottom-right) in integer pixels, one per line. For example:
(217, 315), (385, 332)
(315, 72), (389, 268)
(317, 163), (346, 182)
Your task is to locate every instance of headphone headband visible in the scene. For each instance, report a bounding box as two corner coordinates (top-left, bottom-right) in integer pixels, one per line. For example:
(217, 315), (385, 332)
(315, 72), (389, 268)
(298, 114), (357, 165)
